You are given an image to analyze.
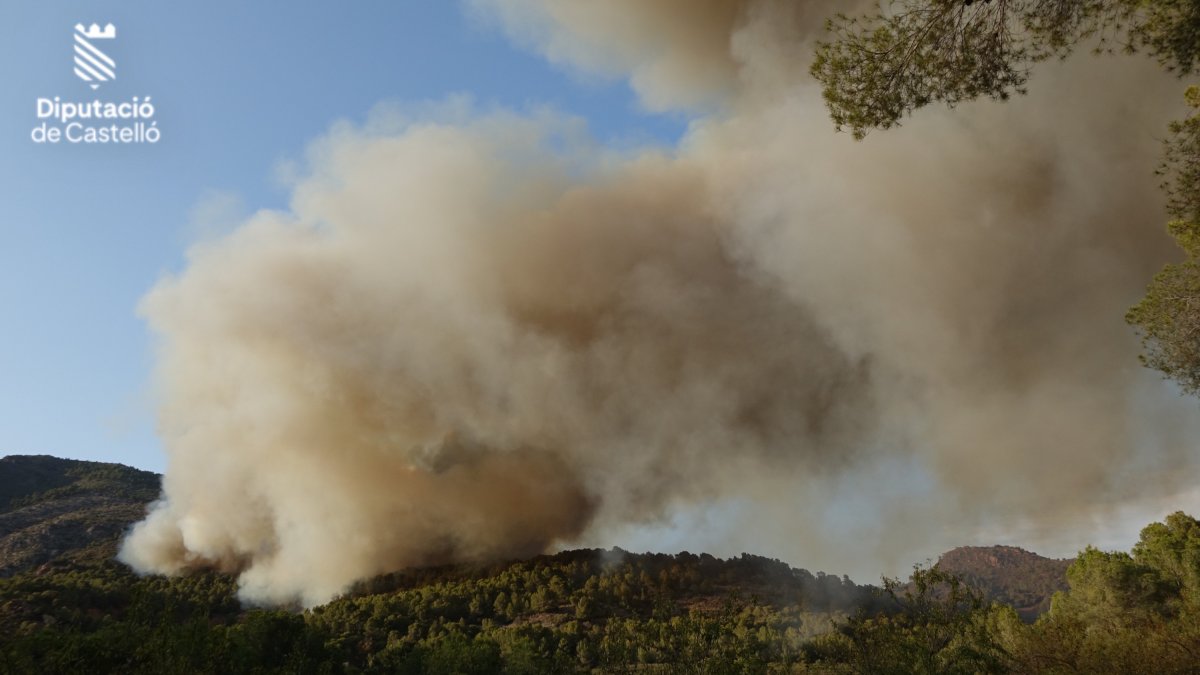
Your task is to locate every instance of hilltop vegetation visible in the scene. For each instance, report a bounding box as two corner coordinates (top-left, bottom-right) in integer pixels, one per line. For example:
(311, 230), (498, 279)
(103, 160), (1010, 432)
(0, 544), (877, 673)
(0, 455), (158, 576)
(935, 546), (1071, 621)
(1, 455), (1198, 673)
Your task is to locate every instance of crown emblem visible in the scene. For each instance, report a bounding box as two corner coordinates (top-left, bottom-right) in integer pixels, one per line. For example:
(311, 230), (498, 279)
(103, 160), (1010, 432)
(75, 23), (116, 39)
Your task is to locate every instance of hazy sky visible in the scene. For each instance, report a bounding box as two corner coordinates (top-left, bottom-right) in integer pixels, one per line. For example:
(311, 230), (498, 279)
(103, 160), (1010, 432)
(0, 1), (682, 473)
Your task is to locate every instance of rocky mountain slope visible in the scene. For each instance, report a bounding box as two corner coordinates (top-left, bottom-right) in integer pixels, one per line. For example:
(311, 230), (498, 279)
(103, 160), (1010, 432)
(0, 454), (159, 575)
(936, 545), (1071, 620)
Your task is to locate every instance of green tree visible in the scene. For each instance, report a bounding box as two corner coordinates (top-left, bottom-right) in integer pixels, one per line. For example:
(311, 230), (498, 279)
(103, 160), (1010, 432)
(1133, 510), (1200, 603)
(813, 0), (1200, 390)
(1127, 87), (1200, 393)
(812, 0), (1200, 139)
(814, 566), (1011, 674)
(1004, 512), (1200, 672)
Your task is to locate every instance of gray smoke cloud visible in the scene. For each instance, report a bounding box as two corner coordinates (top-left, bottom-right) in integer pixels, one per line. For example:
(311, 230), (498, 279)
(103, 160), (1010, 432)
(121, 0), (1200, 604)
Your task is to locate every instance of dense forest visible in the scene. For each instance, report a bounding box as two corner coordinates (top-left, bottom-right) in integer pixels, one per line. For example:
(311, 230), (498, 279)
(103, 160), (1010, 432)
(1, 455), (1198, 673)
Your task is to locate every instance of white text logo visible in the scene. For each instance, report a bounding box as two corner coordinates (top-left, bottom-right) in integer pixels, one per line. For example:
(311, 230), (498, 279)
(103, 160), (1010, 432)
(32, 23), (161, 145)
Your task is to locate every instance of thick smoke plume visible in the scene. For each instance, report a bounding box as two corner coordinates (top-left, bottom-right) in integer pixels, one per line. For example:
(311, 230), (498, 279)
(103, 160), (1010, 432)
(122, 0), (1200, 605)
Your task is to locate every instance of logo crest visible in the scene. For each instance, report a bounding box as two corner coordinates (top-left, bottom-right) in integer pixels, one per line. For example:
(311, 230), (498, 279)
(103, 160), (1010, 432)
(74, 23), (116, 90)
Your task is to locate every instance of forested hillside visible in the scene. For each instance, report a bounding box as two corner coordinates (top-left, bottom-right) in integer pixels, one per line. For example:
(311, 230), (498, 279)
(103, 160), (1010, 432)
(1, 455), (1197, 673)
(0, 541), (879, 672)
(0, 455), (158, 576)
(936, 546), (1071, 621)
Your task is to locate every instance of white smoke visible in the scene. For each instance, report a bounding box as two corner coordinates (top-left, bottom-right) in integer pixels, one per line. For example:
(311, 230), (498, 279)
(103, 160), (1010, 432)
(121, 0), (1199, 603)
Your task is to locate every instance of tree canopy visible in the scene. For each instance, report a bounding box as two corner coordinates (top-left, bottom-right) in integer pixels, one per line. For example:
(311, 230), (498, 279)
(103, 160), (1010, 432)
(812, 0), (1200, 139)
(5, 513), (1200, 672)
(1126, 86), (1200, 393)
(813, 0), (1200, 393)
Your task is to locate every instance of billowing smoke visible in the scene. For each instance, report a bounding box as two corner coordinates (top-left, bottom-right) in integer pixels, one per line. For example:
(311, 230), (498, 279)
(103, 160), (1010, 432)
(121, 0), (1200, 605)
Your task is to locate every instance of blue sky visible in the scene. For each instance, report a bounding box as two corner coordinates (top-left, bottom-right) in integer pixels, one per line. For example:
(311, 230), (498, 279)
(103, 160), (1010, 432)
(0, 1), (684, 473)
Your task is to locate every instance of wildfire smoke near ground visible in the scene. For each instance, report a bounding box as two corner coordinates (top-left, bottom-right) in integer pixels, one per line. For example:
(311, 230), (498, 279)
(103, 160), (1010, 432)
(118, 0), (1200, 606)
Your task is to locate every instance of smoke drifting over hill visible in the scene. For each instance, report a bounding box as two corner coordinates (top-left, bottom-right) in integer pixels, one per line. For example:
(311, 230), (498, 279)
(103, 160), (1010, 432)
(121, 0), (1199, 605)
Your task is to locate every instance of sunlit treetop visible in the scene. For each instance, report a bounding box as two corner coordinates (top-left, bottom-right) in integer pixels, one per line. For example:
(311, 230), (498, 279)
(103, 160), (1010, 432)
(811, 0), (1200, 139)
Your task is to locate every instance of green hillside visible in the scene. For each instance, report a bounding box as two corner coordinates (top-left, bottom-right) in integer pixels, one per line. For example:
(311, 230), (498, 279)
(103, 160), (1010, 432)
(2, 455), (1198, 673)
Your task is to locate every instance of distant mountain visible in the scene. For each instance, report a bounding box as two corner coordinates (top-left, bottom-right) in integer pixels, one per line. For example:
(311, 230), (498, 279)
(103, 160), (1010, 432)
(0, 454), (159, 576)
(936, 545), (1071, 621)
